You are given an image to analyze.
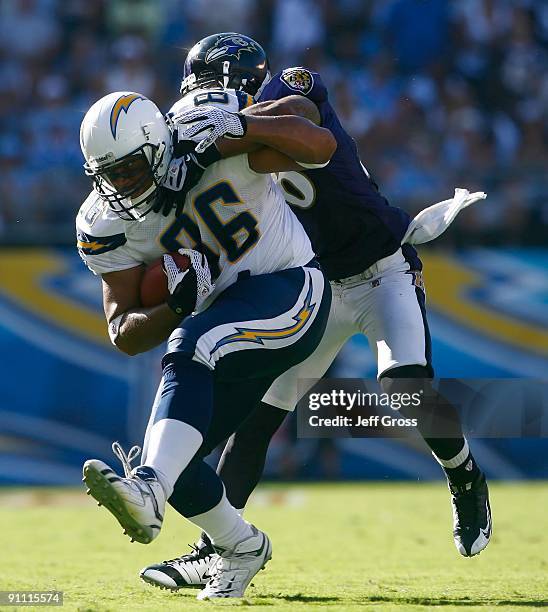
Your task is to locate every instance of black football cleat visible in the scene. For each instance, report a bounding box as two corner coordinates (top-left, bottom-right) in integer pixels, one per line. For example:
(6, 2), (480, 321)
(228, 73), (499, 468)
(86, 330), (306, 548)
(140, 534), (218, 590)
(450, 472), (492, 557)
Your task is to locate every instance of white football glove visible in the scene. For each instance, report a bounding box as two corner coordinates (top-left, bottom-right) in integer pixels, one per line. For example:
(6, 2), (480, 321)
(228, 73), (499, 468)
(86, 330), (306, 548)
(162, 248), (215, 315)
(171, 105), (247, 153)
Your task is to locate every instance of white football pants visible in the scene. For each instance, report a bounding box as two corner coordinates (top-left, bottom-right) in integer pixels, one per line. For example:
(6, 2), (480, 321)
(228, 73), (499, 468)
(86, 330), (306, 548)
(262, 248), (431, 411)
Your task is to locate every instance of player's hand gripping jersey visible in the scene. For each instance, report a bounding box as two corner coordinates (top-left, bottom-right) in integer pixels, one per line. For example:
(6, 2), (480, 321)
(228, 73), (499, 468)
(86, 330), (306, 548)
(258, 67), (421, 279)
(77, 88), (314, 310)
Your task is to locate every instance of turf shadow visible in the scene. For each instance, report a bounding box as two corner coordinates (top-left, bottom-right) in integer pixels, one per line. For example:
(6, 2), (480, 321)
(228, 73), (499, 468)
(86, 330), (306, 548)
(366, 595), (548, 607)
(254, 593), (342, 603)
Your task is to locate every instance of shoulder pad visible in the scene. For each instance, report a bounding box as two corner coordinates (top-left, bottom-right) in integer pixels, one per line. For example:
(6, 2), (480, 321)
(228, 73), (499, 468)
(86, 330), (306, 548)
(76, 192), (127, 255)
(77, 192), (124, 234)
(168, 88), (243, 116)
(260, 68), (328, 104)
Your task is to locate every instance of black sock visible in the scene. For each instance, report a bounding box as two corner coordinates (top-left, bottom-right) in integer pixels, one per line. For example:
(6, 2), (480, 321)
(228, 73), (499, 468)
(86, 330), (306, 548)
(425, 437), (466, 461)
(217, 402), (287, 509)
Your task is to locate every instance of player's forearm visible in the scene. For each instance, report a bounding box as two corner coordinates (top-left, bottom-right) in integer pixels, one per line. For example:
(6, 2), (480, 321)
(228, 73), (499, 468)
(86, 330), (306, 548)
(242, 96), (321, 125)
(218, 115), (336, 164)
(112, 305), (182, 356)
(205, 96), (321, 158)
(246, 115), (335, 163)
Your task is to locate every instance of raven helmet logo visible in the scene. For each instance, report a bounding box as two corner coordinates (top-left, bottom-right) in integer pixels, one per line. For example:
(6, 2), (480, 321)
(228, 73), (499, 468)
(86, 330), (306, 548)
(280, 68), (314, 94)
(110, 94), (146, 138)
(205, 35), (258, 64)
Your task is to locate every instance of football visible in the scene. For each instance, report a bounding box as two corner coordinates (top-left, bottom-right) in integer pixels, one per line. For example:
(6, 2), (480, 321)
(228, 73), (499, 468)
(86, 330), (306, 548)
(140, 252), (190, 307)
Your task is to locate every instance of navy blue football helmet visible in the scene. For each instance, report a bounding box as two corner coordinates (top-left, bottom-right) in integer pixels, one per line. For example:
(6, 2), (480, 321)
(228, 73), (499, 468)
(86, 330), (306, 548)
(180, 32), (271, 99)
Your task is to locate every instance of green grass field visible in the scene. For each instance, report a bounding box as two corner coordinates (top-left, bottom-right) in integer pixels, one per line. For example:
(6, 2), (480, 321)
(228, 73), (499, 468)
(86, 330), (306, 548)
(1, 482), (547, 611)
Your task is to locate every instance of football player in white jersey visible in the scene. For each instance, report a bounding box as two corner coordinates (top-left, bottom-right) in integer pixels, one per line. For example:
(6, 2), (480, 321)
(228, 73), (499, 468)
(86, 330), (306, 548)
(138, 33), (492, 592)
(79, 87), (336, 599)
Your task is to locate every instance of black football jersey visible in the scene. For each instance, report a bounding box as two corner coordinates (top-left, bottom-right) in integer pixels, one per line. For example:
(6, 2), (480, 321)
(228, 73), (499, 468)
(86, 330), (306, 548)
(259, 67), (421, 280)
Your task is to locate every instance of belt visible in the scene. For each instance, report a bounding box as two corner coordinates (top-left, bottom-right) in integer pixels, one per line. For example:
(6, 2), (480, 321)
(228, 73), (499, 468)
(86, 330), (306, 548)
(332, 249), (404, 285)
(305, 258), (321, 270)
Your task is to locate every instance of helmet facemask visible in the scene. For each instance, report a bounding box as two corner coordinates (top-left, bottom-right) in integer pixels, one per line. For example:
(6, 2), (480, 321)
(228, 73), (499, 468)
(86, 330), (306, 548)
(180, 64), (271, 99)
(85, 141), (166, 221)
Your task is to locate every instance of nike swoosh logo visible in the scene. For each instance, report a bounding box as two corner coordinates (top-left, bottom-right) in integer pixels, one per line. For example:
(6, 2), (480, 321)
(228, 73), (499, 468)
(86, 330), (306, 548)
(480, 512), (492, 539)
(142, 480), (164, 522)
(253, 534), (267, 557)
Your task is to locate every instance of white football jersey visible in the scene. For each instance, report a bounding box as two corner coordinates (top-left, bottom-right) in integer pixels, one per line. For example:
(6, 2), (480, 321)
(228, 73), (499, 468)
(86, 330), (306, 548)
(76, 88), (314, 310)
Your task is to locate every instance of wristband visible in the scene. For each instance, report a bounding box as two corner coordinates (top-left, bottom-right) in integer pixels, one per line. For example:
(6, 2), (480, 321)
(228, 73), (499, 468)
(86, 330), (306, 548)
(296, 160), (330, 169)
(108, 313), (125, 346)
(194, 143), (222, 167)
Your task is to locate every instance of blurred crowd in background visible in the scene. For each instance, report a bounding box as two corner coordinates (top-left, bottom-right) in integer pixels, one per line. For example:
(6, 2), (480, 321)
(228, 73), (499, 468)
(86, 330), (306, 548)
(0, 0), (546, 245)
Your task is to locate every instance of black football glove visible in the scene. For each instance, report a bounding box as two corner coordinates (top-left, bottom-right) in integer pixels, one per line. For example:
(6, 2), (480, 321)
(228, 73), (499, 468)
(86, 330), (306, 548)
(162, 248), (215, 316)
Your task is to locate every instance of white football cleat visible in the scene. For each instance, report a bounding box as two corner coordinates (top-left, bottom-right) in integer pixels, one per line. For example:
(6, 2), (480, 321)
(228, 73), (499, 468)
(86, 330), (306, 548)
(197, 525), (272, 600)
(82, 442), (166, 544)
(140, 534), (218, 589)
